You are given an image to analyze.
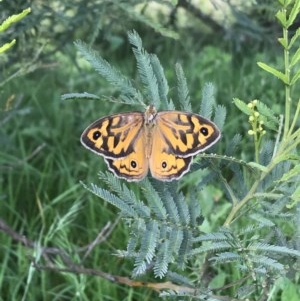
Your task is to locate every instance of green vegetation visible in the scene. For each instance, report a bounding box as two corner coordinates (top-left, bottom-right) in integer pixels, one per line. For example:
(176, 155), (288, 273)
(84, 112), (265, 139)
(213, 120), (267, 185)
(1, 1), (299, 300)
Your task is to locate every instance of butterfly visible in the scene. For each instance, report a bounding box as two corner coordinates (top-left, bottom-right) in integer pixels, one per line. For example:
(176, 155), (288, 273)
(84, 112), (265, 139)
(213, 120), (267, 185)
(81, 105), (221, 181)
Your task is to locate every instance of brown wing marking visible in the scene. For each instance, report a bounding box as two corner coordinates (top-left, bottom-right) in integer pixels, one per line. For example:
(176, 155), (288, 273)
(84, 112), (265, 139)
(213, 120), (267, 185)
(105, 131), (149, 181)
(81, 112), (144, 159)
(156, 111), (221, 157)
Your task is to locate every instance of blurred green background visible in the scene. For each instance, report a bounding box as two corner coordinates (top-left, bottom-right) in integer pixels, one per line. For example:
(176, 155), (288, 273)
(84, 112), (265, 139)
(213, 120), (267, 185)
(1, 1), (299, 300)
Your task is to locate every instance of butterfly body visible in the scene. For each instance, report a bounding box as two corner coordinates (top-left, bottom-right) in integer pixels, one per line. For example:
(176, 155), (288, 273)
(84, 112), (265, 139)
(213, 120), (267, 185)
(81, 105), (220, 181)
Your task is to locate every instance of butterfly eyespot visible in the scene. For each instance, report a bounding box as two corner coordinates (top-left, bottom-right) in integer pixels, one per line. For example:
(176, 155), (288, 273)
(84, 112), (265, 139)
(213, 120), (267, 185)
(200, 127), (209, 136)
(93, 131), (101, 140)
(130, 160), (137, 168)
(161, 161), (167, 169)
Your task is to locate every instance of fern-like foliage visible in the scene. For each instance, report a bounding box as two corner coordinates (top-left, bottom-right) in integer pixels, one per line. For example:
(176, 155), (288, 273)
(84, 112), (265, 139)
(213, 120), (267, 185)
(83, 174), (205, 278)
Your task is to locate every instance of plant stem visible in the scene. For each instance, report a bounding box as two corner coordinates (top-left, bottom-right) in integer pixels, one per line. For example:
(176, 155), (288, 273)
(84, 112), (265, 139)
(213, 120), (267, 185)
(283, 16), (291, 139)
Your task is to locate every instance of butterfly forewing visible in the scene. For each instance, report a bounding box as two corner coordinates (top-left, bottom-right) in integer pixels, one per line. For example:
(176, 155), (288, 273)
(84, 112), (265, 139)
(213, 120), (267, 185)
(81, 112), (144, 159)
(156, 111), (220, 158)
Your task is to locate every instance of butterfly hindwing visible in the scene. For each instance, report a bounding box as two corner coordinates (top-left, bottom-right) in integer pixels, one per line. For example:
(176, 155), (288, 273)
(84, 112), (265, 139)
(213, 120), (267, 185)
(105, 132), (148, 181)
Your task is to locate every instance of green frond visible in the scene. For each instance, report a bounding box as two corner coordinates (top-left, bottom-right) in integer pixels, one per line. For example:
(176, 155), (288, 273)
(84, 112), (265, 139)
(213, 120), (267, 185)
(167, 271), (193, 287)
(167, 98), (176, 110)
(213, 104), (226, 131)
(74, 40), (144, 106)
(177, 229), (193, 269)
(84, 173), (207, 277)
(83, 182), (137, 218)
(249, 213), (275, 227)
(61, 92), (101, 101)
(99, 172), (136, 204)
(259, 140), (274, 165)
(194, 231), (233, 243)
(169, 189), (190, 226)
(228, 163), (248, 198)
(133, 220), (159, 276)
(233, 98), (252, 115)
(193, 166), (219, 189)
(239, 224), (267, 236)
(141, 179), (167, 220)
(149, 54), (169, 109)
(200, 82), (215, 118)
(99, 172), (151, 218)
(237, 284), (256, 299)
(158, 188), (180, 224)
(126, 234), (139, 257)
(225, 134), (242, 156)
(154, 240), (171, 278)
(256, 100), (279, 126)
(169, 228), (184, 258)
(249, 243), (300, 257)
(190, 242), (232, 256)
(187, 189), (202, 227)
(127, 30), (159, 107)
(250, 255), (284, 271)
(210, 251), (242, 264)
(175, 63), (191, 112)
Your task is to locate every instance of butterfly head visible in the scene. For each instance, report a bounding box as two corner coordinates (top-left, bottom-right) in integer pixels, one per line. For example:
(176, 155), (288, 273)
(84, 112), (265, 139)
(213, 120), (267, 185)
(144, 105), (157, 125)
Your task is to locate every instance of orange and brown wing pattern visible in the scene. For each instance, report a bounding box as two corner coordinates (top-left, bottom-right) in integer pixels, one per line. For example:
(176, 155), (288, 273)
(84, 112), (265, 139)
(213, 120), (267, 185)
(156, 111), (221, 158)
(81, 112), (144, 159)
(105, 133), (149, 181)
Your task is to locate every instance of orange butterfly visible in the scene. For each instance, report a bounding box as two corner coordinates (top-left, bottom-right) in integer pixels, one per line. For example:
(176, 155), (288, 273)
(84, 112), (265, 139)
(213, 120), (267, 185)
(81, 105), (220, 181)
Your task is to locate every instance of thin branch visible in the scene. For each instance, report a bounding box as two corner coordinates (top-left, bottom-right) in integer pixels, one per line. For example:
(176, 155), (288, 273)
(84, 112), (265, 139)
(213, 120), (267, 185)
(80, 216), (121, 262)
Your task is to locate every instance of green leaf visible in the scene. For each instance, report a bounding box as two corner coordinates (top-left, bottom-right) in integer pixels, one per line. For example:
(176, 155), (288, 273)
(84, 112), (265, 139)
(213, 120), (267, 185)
(289, 28), (300, 48)
(275, 10), (287, 26)
(0, 8), (31, 32)
(291, 70), (300, 85)
(278, 165), (300, 182)
(278, 0), (293, 5)
(232, 98), (251, 115)
(278, 277), (300, 301)
(278, 37), (288, 48)
(0, 39), (16, 54)
(257, 62), (289, 84)
(286, 0), (300, 28)
(209, 269), (227, 289)
(292, 186), (300, 199)
(256, 101), (278, 122)
(290, 47), (300, 67)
